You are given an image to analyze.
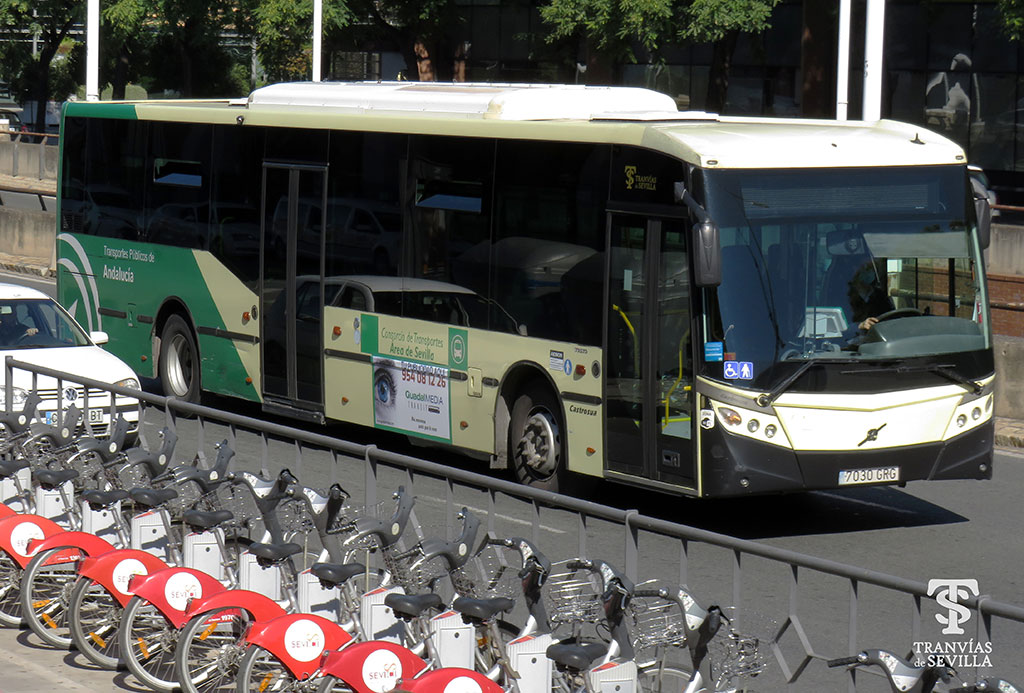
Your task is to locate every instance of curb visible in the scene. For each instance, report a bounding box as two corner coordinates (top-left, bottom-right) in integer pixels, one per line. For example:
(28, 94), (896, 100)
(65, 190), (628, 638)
(0, 261), (54, 278)
(996, 434), (1024, 449)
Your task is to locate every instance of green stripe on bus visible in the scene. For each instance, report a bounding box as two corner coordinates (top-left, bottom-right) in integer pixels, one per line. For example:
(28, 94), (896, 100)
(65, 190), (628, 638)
(63, 102), (139, 120)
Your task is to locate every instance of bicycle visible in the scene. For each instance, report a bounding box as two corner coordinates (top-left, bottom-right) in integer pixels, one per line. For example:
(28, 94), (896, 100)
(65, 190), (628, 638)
(828, 649), (956, 693)
(17, 433), (214, 650)
(628, 585), (770, 693)
(122, 469), (343, 692)
(173, 469), (360, 693)
(60, 441), (241, 669)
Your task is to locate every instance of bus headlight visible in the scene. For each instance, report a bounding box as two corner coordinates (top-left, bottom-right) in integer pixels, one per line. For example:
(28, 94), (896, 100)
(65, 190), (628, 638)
(115, 378), (141, 391)
(719, 407), (742, 426)
(957, 414), (967, 427)
(765, 424), (777, 438)
(747, 419), (760, 433)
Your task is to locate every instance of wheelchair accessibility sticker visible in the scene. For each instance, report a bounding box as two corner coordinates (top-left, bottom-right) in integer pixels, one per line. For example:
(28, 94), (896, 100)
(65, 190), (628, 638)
(724, 361), (754, 380)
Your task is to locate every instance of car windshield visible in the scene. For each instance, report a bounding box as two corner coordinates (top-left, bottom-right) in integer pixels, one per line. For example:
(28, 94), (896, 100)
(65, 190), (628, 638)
(701, 165), (989, 387)
(0, 298), (90, 349)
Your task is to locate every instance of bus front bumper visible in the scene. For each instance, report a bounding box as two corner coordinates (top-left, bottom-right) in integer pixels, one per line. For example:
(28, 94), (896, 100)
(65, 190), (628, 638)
(699, 420), (993, 498)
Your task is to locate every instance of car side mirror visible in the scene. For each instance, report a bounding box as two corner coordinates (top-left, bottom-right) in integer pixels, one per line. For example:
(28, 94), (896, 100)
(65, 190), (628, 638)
(692, 220), (721, 286)
(975, 196), (992, 250)
(90, 331), (109, 345)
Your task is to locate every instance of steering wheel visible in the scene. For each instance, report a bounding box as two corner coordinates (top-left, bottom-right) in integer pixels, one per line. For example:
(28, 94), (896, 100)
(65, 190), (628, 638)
(875, 307), (923, 323)
(15, 330), (37, 344)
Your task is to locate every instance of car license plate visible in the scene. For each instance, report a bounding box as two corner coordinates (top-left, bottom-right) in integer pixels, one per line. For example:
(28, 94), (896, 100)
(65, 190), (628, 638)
(838, 465), (900, 485)
(45, 409), (105, 425)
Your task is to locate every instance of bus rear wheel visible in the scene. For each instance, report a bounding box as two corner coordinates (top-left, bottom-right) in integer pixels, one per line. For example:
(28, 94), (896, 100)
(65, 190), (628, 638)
(509, 384), (565, 493)
(158, 314), (201, 403)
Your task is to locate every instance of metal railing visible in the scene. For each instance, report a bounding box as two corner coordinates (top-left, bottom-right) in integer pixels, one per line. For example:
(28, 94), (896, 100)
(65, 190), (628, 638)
(5, 354), (1023, 690)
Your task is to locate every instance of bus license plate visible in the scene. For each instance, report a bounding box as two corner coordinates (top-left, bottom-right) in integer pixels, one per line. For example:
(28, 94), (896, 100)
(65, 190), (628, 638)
(838, 466), (900, 486)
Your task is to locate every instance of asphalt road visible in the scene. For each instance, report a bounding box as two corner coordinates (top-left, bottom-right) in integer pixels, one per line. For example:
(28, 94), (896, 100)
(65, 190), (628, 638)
(2, 269), (1022, 691)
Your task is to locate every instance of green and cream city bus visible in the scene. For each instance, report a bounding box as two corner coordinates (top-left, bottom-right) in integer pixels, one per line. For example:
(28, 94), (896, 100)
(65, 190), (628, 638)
(55, 82), (995, 497)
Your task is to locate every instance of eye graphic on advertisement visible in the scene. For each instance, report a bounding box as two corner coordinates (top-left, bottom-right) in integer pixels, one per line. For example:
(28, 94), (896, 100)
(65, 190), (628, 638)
(374, 368), (396, 409)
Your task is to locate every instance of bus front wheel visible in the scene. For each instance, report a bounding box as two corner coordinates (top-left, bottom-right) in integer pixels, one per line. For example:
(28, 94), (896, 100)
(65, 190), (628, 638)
(509, 385), (565, 493)
(159, 315), (201, 403)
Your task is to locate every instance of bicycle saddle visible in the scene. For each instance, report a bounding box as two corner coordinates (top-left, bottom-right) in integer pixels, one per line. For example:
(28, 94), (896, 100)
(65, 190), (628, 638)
(452, 596), (515, 622)
(0, 458), (29, 477)
(546, 642), (608, 671)
(385, 592), (444, 620)
(311, 562), (367, 588)
(34, 468), (79, 489)
(247, 541), (303, 566)
(182, 508), (235, 530)
(129, 487), (178, 507)
(81, 488), (129, 508)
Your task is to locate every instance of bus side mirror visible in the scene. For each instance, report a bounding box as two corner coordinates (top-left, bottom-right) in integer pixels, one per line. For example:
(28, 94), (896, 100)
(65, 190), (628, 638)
(692, 221), (721, 286)
(975, 196), (991, 250)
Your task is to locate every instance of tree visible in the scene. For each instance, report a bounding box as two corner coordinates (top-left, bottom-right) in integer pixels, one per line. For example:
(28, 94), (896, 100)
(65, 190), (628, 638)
(102, 0), (154, 99)
(339, 0), (468, 82)
(539, 0), (780, 111)
(997, 0), (1024, 40)
(247, 0), (351, 82)
(679, 0), (780, 113)
(0, 0), (83, 132)
(540, 0), (673, 83)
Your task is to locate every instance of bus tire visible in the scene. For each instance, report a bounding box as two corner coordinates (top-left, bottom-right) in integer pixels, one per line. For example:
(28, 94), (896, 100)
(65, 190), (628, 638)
(509, 383), (565, 493)
(158, 314), (201, 403)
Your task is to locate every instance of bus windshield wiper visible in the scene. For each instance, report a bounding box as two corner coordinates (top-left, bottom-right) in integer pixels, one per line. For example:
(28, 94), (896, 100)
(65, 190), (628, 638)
(839, 363), (983, 394)
(756, 359), (820, 407)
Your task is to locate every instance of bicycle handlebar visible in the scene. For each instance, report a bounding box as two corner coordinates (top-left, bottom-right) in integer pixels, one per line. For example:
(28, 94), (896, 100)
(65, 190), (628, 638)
(348, 485), (415, 548)
(949, 679), (1023, 693)
(828, 655), (864, 667)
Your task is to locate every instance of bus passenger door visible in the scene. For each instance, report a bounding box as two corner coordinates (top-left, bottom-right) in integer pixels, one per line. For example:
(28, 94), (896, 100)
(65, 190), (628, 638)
(605, 214), (695, 488)
(260, 164), (328, 416)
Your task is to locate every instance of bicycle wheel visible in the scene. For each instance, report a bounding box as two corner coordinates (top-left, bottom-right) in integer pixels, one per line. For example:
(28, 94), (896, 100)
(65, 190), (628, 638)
(639, 664), (694, 693)
(118, 595), (180, 692)
(236, 644), (307, 692)
(68, 577), (124, 669)
(0, 550), (24, 627)
(175, 607), (251, 693)
(20, 546), (80, 647)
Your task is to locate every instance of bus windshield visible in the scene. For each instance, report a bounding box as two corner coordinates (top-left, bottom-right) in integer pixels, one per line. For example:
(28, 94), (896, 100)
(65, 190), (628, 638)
(702, 165), (988, 385)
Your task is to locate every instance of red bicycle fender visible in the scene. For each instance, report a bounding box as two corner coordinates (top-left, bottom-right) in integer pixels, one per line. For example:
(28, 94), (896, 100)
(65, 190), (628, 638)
(77, 549), (169, 607)
(26, 530), (116, 566)
(0, 503), (15, 519)
(320, 641), (427, 693)
(395, 668), (505, 693)
(243, 613), (354, 680)
(183, 588), (287, 624)
(126, 568), (227, 629)
(0, 513), (68, 568)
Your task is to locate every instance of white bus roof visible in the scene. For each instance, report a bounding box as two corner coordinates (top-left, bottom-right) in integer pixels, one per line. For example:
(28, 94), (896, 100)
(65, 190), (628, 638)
(246, 81), (692, 122)
(94, 81), (968, 169)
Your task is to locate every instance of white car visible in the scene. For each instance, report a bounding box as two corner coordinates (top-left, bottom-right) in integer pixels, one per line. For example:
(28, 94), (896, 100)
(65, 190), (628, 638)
(0, 282), (140, 436)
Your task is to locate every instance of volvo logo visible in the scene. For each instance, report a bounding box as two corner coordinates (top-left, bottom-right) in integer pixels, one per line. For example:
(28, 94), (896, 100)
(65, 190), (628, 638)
(858, 422), (887, 447)
(63, 387), (78, 403)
